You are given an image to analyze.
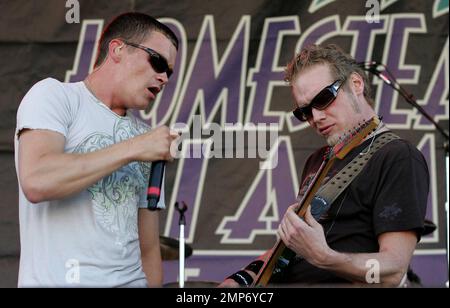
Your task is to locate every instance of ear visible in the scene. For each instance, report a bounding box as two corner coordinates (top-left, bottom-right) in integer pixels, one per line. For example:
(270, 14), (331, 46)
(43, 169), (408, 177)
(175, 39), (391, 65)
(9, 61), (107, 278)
(349, 72), (365, 97)
(108, 39), (125, 63)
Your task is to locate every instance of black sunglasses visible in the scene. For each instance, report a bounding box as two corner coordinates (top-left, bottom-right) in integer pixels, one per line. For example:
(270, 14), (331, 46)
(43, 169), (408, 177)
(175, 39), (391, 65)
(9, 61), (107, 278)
(124, 41), (173, 78)
(292, 79), (345, 122)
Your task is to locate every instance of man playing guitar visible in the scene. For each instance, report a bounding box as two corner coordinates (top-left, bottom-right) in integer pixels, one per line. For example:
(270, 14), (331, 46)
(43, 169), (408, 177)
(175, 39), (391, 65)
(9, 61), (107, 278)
(221, 44), (429, 288)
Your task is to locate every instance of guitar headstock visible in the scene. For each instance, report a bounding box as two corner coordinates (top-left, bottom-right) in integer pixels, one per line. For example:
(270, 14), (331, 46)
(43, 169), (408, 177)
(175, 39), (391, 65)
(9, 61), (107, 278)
(329, 116), (380, 160)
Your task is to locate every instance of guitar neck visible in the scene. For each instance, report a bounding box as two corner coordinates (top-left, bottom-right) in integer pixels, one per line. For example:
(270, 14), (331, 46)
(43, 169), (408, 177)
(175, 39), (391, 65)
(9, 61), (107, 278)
(252, 238), (288, 287)
(252, 157), (335, 287)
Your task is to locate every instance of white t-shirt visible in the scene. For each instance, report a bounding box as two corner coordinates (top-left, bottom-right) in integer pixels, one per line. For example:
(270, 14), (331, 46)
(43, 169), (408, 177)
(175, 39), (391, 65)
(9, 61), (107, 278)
(14, 78), (165, 287)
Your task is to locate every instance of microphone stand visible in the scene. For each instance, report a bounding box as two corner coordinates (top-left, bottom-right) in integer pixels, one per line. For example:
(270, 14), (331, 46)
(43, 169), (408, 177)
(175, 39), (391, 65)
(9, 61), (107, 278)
(175, 201), (187, 288)
(364, 62), (449, 287)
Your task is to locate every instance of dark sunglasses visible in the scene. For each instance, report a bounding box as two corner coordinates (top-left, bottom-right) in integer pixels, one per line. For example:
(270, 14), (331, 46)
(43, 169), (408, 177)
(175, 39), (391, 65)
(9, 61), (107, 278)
(124, 41), (173, 78)
(292, 79), (345, 122)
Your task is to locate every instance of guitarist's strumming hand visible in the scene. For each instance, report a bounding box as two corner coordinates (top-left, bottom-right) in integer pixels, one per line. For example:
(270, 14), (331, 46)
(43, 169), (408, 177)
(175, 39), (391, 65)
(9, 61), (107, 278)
(278, 204), (334, 268)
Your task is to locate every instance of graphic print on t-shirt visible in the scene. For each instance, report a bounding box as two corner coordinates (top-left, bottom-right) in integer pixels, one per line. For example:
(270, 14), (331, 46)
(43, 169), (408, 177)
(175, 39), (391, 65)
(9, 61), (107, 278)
(73, 116), (150, 247)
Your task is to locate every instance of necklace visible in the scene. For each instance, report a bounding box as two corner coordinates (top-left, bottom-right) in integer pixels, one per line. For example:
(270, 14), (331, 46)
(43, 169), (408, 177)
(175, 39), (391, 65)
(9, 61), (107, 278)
(359, 119), (387, 156)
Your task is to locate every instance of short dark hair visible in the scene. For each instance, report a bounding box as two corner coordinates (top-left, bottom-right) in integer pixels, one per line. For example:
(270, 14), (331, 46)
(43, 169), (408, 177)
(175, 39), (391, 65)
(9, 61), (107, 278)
(94, 12), (179, 67)
(285, 44), (373, 106)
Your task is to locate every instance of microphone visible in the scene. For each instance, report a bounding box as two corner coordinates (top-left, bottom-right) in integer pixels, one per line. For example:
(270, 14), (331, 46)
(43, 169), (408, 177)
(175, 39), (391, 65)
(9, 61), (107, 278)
(358, 61), (392, 85)
(147, 160), (166, 210)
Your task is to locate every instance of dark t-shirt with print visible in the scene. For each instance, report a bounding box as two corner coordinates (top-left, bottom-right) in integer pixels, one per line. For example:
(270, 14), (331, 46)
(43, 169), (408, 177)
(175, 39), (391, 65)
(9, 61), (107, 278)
(271, 132), (429, 285)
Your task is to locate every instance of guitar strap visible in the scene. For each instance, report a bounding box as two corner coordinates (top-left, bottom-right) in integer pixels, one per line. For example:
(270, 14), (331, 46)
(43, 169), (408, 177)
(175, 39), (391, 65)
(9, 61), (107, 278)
(309, 132), (400, 220)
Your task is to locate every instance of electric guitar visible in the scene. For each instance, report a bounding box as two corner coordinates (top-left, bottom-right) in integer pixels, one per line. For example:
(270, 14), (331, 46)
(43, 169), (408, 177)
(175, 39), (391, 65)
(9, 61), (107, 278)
(251, 116), (381, 287)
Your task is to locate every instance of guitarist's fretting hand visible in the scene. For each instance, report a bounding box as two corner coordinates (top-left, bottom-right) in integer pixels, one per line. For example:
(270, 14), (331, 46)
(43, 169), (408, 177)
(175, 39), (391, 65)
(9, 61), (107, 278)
(217, 271), (256, 288)
(218, 252), (271, 288)
(217, 270), (256, 288)
(278, 204), (333, 267)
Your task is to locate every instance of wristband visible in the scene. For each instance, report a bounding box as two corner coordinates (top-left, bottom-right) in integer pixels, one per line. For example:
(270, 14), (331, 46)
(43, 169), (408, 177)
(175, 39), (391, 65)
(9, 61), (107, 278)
(227, 270), (254, 287)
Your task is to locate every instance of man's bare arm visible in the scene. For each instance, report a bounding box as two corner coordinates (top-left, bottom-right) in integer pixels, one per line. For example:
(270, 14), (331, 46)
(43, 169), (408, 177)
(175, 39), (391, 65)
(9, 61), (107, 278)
(138, 209), (163, 287)
(18, 127), (176, 203)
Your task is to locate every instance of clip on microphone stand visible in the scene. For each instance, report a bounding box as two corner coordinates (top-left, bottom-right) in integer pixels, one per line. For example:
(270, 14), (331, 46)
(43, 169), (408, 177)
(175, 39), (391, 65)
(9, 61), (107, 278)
(175, 201), (188, 288)
(363, 62), (449, 287)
